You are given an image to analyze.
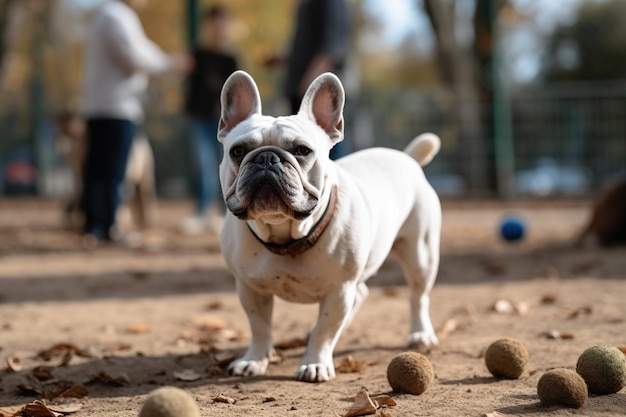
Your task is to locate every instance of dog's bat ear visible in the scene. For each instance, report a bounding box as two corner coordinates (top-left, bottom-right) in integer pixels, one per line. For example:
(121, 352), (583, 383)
(299, 72), (345, 145)
(218, 71), (262, 142)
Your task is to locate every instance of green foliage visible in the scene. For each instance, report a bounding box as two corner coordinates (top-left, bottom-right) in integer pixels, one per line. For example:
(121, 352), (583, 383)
(545, 0), (626, 81)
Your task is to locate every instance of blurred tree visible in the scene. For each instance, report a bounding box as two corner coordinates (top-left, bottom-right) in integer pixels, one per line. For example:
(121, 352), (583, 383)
(140, 0), (296, 98)
(544, 0), (626, 82)
(422, 0), (487, 193)
(421, 0), (514, 195)
(0, 0), (15, 72)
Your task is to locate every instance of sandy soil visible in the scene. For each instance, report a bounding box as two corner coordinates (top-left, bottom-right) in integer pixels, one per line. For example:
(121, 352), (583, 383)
(0, 199), (625, 416)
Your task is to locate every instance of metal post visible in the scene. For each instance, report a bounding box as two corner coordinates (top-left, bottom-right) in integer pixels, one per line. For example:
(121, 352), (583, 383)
(492, 2), (515, 199)
(31, 12), (45, 195)
(187, 0), (199, 47)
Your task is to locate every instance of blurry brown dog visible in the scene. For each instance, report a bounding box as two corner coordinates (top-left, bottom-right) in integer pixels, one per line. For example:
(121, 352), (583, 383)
(56, 111), (157, 233)
(577, 179), (626, 247)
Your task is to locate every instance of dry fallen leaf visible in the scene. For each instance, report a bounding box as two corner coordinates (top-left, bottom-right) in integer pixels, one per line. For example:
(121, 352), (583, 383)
(336, 355), (367, 373)
(36, 344), (92, 367)
(60, 384), (88, 399)
(207, 364), (224, 376)
(35, 380), (76, 400)
(6, 356), (22, 372)
(560, 332), (575, 340)
(173, 369), (202, 382)
(269, 349), (283, 364)
(483, 259), (507, 276)
(87, 372), (130, 386)
(618, 346), (626, 355)
(127, 323), (151, 334)
(22, 400), (63, 417)
(371, 395), (396, 408)
(16, 385), (41, 397)
(195, 316), (228, 331)
(31, 367), (54, 382)
(213, 394), (235, 404)
(0, 405), (25, 417)
(219, 328), (243, 342)
(437, 318), (460, 339)
(493, 299), (514, 314)
(568, 306), (593, 319)
(205, 301), (223, 310)
(514, 302), (530, 316)
(37, 344), (91, 361)
(543, 330), (561, 339)
(100, 342), (132, 353)
(382, 287), (401, 298)
(344, 390), (377, 417)
(212, 351), (238, 367)
(17, 375), (44, 396)
(274, 337), (307, 350)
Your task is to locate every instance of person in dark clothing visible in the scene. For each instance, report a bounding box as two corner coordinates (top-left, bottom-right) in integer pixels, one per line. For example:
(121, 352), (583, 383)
(82, 119), (135, 240)
(284, 0), (349, 115)
(180, 5), (239, 235)
(266, 0), (351, 159)
(81, 0), (190, 243)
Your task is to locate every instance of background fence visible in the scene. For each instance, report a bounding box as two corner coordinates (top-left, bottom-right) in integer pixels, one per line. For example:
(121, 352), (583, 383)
(2, 0), (626, 200)
(354, 82), (626, 197)
(2, 82), (626, 199)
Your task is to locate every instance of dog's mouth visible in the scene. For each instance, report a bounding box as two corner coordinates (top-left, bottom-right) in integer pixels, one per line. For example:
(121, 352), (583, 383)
(226, 151), (318, 220)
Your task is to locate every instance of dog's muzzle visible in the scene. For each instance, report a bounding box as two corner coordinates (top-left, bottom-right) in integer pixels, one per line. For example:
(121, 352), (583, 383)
(227, 147), (317, 219)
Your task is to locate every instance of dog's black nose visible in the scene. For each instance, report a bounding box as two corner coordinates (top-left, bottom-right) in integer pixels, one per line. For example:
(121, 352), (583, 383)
(254, 151), (280, 167)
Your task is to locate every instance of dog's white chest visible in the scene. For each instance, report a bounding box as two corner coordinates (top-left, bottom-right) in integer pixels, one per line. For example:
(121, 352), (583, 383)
(235, 257), (336, 303)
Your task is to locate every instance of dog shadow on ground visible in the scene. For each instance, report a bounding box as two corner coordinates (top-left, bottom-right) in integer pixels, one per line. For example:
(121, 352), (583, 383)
(0, 349), (301, 406)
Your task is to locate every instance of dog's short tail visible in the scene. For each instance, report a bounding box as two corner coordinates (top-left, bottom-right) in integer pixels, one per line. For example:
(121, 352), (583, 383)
(404, 133), (441, 167)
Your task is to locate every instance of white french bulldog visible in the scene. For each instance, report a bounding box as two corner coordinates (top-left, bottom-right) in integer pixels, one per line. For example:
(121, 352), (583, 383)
(218, 70), (441, 382)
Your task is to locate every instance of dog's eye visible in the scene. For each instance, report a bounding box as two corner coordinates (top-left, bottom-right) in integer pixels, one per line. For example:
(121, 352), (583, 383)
(294, 146), (312, 156)
(230, 146), (246, 158)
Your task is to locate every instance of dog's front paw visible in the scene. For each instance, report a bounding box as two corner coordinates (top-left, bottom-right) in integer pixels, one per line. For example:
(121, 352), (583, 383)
(227, 357), (269, 377)
(295, 362), (336, 383)
(408, 331), (439, 353)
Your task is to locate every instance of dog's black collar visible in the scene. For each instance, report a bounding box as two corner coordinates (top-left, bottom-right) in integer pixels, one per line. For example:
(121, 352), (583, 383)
(247, 185), (337, 256)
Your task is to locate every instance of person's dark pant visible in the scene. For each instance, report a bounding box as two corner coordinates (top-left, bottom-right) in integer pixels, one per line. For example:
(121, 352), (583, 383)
(188, 118), (222, 215)
(82, 118), (135, 240)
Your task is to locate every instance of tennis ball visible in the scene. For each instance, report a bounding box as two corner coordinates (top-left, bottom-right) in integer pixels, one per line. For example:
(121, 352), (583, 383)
(576, 344), (626, 394)
(139, 387), (200, 417)
(537, 368), (587, 408)
(485, 337), (529, 379)
(500, 217), (525, 242)
(387, 352), (434, 395)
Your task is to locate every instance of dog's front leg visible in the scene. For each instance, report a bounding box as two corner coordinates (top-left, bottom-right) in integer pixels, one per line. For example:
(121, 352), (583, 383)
(296, 282), (357, 382)
(228, 281), (274, 377)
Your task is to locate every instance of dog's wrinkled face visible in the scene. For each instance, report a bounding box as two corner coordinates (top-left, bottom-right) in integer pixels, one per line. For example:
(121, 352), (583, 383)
(218, 71), (345, 222)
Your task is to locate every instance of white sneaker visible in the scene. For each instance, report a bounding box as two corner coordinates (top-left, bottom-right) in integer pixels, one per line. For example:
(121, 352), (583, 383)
(179, 203), (225, 236)
(205, 210), (224, 235)
(178, 215), (209, 236)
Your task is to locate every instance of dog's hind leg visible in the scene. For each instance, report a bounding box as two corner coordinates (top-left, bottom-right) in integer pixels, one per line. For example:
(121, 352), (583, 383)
(392, 230), (440, 352)
(345, 281), (369, 327)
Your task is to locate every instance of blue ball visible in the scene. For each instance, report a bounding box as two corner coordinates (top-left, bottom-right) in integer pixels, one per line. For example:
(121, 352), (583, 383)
(500, 218), (525, 242)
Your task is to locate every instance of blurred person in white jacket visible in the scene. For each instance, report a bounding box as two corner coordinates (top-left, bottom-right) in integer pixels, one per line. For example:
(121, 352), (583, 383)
(81, 0), (189, 242)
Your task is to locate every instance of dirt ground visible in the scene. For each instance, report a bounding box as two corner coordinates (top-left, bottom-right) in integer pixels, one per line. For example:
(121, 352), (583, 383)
(0, 198), (625, 416)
